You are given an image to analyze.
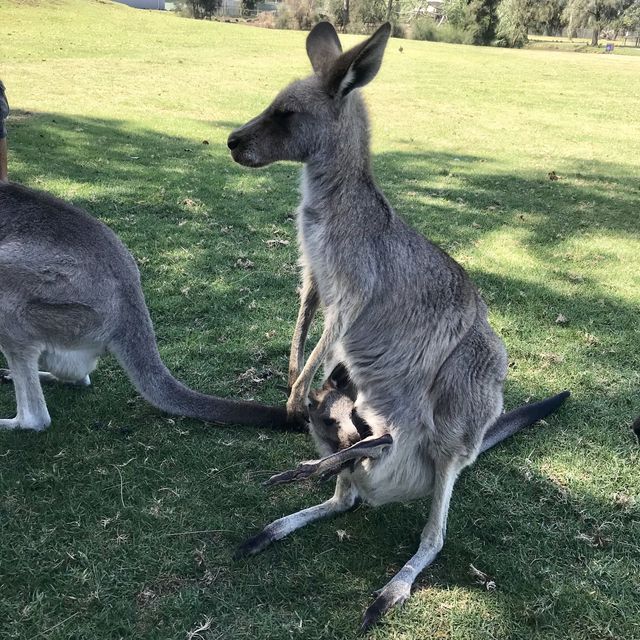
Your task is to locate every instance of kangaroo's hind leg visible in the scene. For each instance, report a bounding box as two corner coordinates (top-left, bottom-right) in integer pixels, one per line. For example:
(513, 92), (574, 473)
(0, 346), (51, 430)
(361, 321), (507, 631)
(235, 474), (359, 558)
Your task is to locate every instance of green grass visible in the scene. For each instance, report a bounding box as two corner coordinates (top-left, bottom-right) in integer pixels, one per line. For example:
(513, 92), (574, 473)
(1, 1), (639, 638)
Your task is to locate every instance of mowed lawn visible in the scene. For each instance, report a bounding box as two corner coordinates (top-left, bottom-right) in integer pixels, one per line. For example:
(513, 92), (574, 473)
(1, 1), (639, 638)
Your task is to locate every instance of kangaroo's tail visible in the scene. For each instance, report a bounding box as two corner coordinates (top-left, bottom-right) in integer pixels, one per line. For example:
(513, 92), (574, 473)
(480, 391), (570, 454)
(109, 294), (301, 431)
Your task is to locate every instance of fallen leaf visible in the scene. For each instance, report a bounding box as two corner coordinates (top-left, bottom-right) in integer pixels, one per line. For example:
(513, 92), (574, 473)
(266, 238), (290, 248)
(236, 258), (254, 269)
(555, 314), (569, 325)
(336, 529), (351, 542)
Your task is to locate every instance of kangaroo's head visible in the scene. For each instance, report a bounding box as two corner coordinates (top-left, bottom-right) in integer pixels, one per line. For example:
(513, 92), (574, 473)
(227, 22), (391, 168)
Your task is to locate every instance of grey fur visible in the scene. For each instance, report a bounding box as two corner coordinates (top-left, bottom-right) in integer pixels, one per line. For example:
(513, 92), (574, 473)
(0, 182), (293, 431)
(228, 22), (568, 629)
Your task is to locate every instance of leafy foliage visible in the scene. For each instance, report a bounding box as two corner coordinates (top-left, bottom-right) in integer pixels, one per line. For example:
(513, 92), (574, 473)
(564, 0), (634, 44)
(185, 0), (222, 19)
(496, 0), (533, 46)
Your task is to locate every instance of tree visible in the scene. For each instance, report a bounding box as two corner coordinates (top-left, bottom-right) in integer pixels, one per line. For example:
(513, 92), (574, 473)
(467, 0), (501, 43)
(443, 0), (499, 44)
(530, 0), (568, 35)
(185, 0), (222, 19)
(241, 0), (257, 16)
(564, 0), (633, 45)
(496, 0), (534, 46)
(618, 0), (640, 43)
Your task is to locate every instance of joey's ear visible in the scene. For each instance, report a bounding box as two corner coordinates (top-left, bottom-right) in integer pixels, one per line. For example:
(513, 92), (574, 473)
(306, 22), (343, 74)
(325, 22), (391, 98)
(329, 363), (350, 389)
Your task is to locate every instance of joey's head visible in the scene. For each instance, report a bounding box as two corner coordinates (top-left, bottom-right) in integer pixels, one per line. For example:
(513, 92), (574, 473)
(308, 364), (360, 456)
(227, 22), (391, 169)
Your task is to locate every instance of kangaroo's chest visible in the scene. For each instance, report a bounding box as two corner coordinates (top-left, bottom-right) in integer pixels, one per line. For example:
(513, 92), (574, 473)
(298, 204), (351, 309)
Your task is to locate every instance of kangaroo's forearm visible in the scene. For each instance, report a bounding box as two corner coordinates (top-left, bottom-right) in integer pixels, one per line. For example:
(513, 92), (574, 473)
(290, 316), (341, 404)
(0, 138), (8, 183)
(288, 273), (319, 387)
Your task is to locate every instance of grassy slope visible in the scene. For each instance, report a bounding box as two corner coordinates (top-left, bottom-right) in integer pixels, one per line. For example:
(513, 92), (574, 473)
(0, 1), (639, 638)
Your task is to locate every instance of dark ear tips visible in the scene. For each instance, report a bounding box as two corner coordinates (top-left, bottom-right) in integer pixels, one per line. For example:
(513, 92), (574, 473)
(377, 22), (392, 38)
(325, 21), (391, 98)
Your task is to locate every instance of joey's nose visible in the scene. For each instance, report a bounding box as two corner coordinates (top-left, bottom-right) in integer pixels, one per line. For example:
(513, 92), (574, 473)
(227, 132), (241, 150)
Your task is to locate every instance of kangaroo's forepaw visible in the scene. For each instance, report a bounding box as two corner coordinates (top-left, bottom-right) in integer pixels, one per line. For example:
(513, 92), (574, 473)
(360, 581), (411, 633)
(286, 388), (309, 424)
(233, 530), (274, 559)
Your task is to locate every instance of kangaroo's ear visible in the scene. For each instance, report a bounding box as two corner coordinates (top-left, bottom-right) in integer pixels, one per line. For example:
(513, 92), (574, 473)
(325, 22), (391, 98)
(308, 390), (320, 410)
(306, 22), (343, 74)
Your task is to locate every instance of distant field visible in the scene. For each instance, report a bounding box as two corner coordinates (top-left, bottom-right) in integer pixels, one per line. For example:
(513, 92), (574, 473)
(527, 33), (640, 56)
(0, 1), (639, 639)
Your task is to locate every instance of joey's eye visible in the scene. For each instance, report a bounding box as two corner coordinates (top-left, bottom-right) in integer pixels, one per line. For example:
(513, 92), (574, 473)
(323, 417), (336, 428)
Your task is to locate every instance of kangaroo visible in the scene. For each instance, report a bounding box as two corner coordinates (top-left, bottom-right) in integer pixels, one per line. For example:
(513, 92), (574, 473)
(227, 22), (570, 629)
(0, 81), (8, 182)
(0, 88), (294, 432)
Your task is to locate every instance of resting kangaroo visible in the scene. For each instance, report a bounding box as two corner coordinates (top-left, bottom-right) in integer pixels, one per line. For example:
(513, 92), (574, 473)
(0, 88), (292, 431)
(228, 23), (569, 629)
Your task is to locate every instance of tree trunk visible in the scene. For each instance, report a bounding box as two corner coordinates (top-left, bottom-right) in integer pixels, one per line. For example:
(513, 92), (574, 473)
(343, 0), (349, 28)
(386, 0), (393, 22)
(591, 26), (599, 46)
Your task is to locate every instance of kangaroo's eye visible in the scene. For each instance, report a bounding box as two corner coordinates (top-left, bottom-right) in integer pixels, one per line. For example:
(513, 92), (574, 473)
(273, 109), (295, 120)
(323, 417), (336, 428)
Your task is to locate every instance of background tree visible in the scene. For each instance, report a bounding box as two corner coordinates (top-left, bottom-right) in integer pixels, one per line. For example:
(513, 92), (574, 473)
(496, 0), (534, 46)
(564, 0), (633, 45)
(530, 0), (568, 34)
(241, 0), (257, 17)
(617, 0), (640, 42)
(468, 0), (500, 43)
(185, 0), (222, 19)
(442, 0), (499, 43)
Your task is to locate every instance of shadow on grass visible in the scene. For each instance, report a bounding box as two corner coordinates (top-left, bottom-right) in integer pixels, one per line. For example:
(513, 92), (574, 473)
(1, 109), (638, 639)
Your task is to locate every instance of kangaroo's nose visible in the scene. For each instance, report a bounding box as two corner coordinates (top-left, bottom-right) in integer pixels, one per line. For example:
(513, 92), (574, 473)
(227, 133), (241, 150)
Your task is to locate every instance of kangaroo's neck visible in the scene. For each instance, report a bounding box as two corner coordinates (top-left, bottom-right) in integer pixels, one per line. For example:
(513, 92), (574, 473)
(301, 99), (387, 220)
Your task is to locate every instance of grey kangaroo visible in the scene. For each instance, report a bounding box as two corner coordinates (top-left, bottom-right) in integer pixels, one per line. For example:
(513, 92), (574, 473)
(0, 90), (292, 431)
(227, 23), (569, 630)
